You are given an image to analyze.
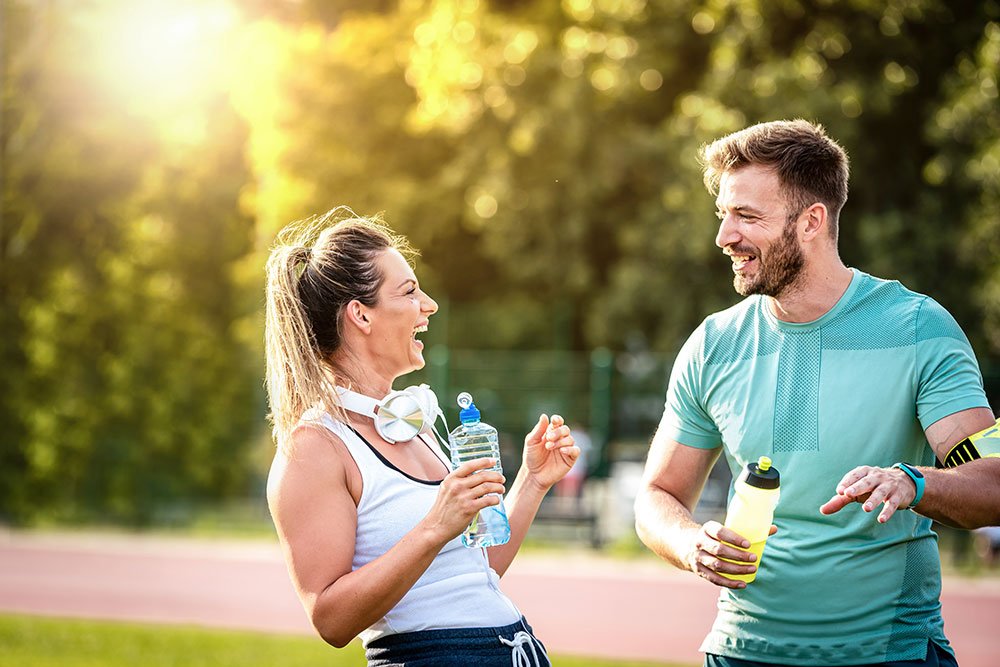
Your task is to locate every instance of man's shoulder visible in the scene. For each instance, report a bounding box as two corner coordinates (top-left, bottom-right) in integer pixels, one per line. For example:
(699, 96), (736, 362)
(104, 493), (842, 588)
(695, 297), (775, 365)
(849, 272), (964, 338)
(702, 296), (761, 332)
(813, 271), (924, 351)
(850, 271), (928, 310)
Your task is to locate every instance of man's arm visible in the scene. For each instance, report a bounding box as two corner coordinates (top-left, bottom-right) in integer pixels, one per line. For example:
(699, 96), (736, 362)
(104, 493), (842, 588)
(821, 407), (1000, 528)
(634, 427), (759, 589)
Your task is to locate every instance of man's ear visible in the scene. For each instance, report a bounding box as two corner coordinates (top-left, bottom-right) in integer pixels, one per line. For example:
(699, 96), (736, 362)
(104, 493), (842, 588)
(799, 202), (828, 242)
(344, 300), (372, 332)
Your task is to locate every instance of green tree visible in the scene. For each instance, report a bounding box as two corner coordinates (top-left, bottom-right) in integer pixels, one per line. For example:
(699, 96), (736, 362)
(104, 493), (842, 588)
(930, 19), (1000, 364)
(2, 1), (261, 523)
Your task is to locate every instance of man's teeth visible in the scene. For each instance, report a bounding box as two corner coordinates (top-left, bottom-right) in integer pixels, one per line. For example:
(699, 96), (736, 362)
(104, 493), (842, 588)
(413, 325), (428, 337)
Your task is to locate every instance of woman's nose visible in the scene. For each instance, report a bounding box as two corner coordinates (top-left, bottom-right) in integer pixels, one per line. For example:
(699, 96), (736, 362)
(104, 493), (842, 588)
(423, 292), (439, 315)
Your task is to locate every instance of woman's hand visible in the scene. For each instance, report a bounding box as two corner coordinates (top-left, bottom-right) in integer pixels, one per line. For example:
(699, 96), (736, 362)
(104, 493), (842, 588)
(419, 457), (506, 545)
(522, 414), (581, 491)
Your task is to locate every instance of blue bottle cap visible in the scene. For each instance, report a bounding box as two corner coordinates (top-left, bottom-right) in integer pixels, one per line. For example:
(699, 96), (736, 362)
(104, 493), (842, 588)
(457, 392), (481, 424)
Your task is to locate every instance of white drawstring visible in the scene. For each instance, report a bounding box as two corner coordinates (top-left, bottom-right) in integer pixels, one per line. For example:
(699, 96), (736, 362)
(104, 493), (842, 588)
(498, 630), (548, 667)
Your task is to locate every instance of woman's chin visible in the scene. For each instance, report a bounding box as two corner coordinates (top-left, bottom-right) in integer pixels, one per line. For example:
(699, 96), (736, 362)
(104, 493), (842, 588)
(407, 353), (426, 372)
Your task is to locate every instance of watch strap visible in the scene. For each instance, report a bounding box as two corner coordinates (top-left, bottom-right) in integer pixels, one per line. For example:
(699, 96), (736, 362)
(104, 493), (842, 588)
(892, 462), (925, 509)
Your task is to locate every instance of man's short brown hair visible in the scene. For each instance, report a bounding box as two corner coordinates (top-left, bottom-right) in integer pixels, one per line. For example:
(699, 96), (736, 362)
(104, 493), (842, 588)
(701, 119), (850, 238)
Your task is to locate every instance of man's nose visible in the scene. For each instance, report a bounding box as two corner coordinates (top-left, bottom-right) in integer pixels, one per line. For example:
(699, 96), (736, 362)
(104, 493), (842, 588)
(715, 214), (740, 249)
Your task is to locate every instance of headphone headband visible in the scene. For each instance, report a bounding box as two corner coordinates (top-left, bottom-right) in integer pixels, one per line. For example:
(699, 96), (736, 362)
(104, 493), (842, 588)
(336, 387), (380, 418)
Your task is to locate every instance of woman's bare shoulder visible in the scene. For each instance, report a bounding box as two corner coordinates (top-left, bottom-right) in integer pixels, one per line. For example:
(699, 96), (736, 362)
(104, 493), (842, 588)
(269, 423), (347, 497)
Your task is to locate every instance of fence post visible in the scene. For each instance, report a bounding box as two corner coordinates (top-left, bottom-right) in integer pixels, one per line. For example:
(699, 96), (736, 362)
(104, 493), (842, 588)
(589, 347), (613, 476)
(429, 344), (450, 409)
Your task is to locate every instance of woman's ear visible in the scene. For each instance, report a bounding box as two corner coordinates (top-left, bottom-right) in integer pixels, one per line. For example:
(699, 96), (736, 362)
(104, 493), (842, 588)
(344, 300), (372, 333)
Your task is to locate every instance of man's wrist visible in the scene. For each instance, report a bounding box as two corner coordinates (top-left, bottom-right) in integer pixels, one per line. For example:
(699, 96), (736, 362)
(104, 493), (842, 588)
(892, 462), (925, 509)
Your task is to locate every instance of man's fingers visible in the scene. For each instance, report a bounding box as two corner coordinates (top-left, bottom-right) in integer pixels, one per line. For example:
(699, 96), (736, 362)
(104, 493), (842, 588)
(695, 562), (748, 589)
(696, 523), (757, 563)
(708, 523), (751, 549)
(835, 466), (872, 495)
(820, 494), (853, 515)
(862, 485), (892, 512)
(877, 498), (900, 524)
(843, 475), (880, 500)
(699, 537), (757, 563)
(823, 465), (914, 523)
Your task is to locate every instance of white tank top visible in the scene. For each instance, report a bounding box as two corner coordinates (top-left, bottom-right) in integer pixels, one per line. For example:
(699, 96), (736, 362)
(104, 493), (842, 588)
(307, 411), (521, 646)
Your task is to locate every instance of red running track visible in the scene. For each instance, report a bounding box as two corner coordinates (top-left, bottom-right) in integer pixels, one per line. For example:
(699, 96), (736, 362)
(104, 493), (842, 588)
(0, 531), (997, 666)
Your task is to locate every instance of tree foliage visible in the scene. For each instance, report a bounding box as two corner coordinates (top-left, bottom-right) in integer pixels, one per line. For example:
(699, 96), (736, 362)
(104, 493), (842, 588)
(2, 0), (998, 522)
(236, 0), (1000, 356)
(2, 2), (260, 523)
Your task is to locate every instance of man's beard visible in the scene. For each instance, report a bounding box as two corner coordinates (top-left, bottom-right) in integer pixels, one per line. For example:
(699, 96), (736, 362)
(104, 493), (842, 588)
(733, 222), (805, 297)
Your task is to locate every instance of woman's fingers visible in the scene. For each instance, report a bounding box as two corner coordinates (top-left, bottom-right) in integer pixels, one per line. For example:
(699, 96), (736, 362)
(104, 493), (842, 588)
(451, 457), (499, 477)
(525, 415), (549, 445)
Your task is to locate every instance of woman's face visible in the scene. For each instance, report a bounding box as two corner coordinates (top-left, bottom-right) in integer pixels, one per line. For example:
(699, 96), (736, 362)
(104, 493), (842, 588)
(366, 248), (438, 378)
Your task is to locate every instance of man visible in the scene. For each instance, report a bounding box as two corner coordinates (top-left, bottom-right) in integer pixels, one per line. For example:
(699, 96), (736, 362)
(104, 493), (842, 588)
(634, 119), (1000, 667)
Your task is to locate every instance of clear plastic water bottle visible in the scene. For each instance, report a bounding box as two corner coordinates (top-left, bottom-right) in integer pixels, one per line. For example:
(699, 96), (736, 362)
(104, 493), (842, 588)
(720, 456), (781, 583)
(448, 392), (511, 548)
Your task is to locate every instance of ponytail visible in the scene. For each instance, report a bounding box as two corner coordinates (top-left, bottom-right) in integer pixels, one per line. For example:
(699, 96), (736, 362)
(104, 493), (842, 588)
(263, 207), (414, 450)
(265, 244), (335, 448)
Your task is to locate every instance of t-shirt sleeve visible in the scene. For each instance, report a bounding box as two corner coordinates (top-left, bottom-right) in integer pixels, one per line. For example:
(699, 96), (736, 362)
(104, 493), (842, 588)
(660, 323), (722, 449)
(915, 297), (991, 430)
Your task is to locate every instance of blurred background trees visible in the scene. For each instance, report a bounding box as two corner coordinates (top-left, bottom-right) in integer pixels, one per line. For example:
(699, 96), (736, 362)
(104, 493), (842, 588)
(2, 0), (998, 525)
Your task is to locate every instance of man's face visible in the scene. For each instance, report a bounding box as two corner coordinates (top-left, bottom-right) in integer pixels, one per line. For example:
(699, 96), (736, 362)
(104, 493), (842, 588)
(715, 165), (805, 298)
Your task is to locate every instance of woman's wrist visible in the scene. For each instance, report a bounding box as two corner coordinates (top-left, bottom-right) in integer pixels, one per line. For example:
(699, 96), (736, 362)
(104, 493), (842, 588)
(516, 466), (552, 497)
(413, 517), (456, 551)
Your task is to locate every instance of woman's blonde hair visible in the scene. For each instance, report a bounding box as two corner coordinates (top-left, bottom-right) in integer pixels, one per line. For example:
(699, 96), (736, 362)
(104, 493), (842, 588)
(264, 207), (415, 449)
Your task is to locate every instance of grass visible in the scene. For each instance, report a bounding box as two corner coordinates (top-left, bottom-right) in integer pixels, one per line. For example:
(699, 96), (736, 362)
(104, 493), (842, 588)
(0, 614), (685, 667)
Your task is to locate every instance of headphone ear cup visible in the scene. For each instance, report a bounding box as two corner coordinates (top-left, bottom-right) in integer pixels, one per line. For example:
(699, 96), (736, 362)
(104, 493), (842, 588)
(375, 390), (426, 444)
(402, 384), (441, 432)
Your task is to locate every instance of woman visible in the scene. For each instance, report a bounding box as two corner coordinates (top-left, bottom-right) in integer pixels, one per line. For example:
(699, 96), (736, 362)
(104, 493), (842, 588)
(264, 207), (579, 666)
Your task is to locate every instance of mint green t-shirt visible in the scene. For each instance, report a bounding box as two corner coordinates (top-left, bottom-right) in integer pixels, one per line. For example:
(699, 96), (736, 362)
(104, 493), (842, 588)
(661, 270), (990, 665)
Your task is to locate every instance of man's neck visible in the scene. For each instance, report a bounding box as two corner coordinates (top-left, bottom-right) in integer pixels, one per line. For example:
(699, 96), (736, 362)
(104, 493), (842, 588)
(767, 262), (853, 323)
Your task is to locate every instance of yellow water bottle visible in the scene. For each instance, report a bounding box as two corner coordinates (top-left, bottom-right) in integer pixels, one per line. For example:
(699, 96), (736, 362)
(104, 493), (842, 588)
(720, 456), (780, 583)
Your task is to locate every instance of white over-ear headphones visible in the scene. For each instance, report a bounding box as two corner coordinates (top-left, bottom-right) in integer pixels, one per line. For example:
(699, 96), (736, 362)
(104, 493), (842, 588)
(336, 384), (447, 444)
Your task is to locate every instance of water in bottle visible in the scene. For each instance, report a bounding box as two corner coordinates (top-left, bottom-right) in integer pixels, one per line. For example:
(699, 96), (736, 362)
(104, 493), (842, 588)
(447, 392), (511, 548)
(720, 456), (781, 583)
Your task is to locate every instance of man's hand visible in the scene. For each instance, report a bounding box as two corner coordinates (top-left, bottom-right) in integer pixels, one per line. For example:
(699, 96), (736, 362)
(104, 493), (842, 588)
(684, 520), (772, 589)
(820, 465), (917, 523)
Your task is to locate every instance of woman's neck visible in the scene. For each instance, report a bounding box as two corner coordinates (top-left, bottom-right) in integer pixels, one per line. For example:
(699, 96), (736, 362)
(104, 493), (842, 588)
(331, 352), (393, 398)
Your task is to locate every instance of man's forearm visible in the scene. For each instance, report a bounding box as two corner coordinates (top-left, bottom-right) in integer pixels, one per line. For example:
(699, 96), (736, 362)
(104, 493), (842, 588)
(634, 485), (701, 571)
(916, 458), (1000, 529)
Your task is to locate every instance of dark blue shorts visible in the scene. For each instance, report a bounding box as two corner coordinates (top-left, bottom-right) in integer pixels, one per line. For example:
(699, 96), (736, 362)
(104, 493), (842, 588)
(704, 639), (958, 667)
(365, 617), (550, 667)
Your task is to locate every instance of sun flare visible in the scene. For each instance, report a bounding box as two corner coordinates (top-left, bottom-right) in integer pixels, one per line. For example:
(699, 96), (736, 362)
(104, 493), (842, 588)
(90, 1), (239, 127)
